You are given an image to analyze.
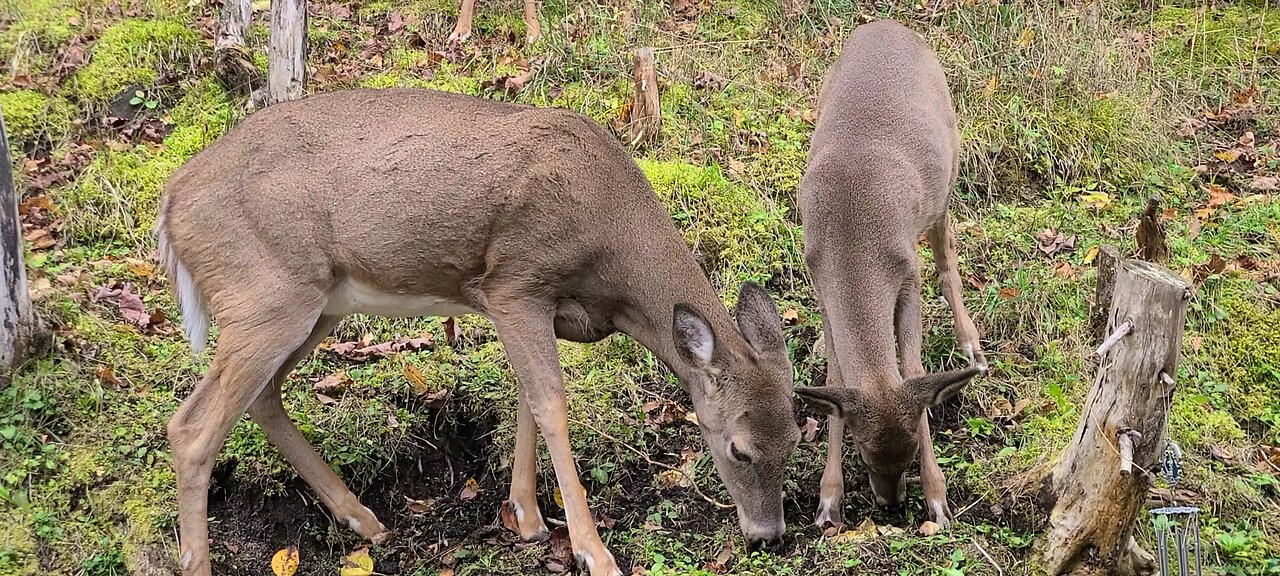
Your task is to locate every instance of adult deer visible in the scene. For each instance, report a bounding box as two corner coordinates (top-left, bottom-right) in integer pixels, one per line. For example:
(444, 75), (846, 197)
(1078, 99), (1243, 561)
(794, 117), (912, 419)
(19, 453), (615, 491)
(449, 0), (540, 44)
(156, 88), (800, 576)
(793, 20), (987, 531)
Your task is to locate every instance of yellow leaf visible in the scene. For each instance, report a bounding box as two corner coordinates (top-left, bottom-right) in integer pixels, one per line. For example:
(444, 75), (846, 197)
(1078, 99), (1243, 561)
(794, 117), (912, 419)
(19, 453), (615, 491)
(460, 477), (481, 501)
(271, 546), (299, 576)
(1081, 191), (1111, 209)
(553, 488), (564, 509)
(402, 362), (429, 395)
(982, 76), (997, 97)
(339, 547), (374, 576)
(1083, 246), (1099, 265)
(1015, 27), (1034, 48)
(1213, 149), (1241, 163)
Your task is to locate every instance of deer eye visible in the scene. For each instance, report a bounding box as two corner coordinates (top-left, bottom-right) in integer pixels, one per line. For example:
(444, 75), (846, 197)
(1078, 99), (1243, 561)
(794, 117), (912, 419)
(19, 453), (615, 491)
(728, 440), (753, 465)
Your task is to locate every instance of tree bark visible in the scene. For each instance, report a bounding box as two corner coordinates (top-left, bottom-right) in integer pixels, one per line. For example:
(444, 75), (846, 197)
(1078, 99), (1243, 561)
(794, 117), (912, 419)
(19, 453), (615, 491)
(264, 0), (308, 106)
(213, 0), (254, 90)
(1088, 244), (1122, 342)
(626, 47), (660, 147)
(1039, 258), (1192, 576)
(1135, 195), (1168, 264)
(0, 112), (44, 387)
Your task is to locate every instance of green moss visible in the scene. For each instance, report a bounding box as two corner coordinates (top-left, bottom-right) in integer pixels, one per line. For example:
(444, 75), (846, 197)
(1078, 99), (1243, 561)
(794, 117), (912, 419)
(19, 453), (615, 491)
(0, 89), (75, 156)
(68, 19), (202, 105)
(1153, 6), (1280, 73)
(639, 160), (798, 295)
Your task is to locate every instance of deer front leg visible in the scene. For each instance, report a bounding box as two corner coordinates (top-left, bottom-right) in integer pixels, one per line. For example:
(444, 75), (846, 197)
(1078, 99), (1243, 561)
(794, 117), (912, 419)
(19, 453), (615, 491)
(917, 414), (952, 528)
(926, 214), (987, 371)
(507, 387), (551, 541)
(522, 0), (541, 43)
(448, 0), (477, 43)
(815, 317), (845, 529)
(491, 307), (621, 576)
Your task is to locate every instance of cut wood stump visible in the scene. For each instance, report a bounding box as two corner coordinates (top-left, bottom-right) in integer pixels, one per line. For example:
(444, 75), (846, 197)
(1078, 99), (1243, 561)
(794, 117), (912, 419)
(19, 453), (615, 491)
(1088, 244), (1122, 342)
(1135, 195), (1169, 264)
(1038, 252), (1192, 576)
(0, 112), (47, 387)
(626, 47), (660, 147)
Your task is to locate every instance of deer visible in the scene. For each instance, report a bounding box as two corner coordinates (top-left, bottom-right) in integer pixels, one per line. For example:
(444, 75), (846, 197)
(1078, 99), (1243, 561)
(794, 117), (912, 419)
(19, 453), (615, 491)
(155, 87), (801, 576)
(792, 19), (988, 532)
(449, 0), (540, 44)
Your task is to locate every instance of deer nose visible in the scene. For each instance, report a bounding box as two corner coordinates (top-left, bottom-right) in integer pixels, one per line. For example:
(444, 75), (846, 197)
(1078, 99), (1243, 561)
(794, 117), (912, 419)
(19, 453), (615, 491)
(746, 535), (785, 553)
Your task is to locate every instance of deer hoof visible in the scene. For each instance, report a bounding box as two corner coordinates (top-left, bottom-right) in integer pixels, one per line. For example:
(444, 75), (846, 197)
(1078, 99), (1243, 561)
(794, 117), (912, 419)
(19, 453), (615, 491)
(369, 529), (394, 546)
(575, 548), (622, 576)
(814, 499), (842, 531)
(447, 29), (471, 44)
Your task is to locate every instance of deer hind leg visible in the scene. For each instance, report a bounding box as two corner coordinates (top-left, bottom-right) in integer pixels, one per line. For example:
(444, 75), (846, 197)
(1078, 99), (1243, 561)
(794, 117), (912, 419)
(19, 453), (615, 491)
(246, 315), (390, 542)
(895, 271), (953, 529)
(926, 213), (986, 371)
(815, 314), (846, 529)
(448, 0), (477, 43)
(507, 386), (551, 542)
(168, 301), (325, 576)
(489, 301), (621, 576)
(522, 0), (541, 43)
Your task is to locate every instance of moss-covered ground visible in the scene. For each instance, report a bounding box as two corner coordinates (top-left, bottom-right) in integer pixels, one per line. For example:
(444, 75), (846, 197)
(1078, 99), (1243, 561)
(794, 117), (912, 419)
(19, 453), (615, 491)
(2, 0), (1278, 575)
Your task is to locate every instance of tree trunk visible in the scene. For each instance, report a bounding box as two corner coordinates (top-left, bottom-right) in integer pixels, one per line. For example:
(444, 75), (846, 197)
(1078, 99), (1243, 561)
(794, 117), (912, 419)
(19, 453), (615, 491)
(1088, 244), (1122, 342)
(213, 0), (256, 91)
(626, 47), (660, 147)
(1039, 257), (1192, 576)
(264, 0), (308, 106)
(0, 112), (44, 387)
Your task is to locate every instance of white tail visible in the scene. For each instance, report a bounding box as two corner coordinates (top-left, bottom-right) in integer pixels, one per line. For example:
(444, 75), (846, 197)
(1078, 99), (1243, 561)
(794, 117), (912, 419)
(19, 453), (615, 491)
(155, 203), (210, 354)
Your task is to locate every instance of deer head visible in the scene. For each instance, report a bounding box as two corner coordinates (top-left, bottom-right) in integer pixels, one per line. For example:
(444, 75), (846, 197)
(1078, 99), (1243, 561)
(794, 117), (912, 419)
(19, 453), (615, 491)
(795, 367), (981, 507)
(671, 282), (800, 550)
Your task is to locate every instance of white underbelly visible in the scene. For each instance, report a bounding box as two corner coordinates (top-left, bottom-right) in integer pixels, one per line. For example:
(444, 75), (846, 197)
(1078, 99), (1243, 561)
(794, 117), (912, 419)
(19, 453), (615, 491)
(324, 278), (478, 318)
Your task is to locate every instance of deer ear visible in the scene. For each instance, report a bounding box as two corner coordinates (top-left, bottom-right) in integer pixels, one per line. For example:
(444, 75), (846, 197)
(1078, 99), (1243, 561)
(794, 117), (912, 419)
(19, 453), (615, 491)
(735, 281), (785, 354)
(673, 304), (716, 368)
(905, 366), (984, 408)
(795, 386), (861, 419)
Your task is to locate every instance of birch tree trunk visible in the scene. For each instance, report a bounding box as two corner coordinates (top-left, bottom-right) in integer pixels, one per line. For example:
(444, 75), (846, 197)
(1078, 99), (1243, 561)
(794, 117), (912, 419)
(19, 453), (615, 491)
(264, 0), (308, 105)
(0, 113), (44, 387)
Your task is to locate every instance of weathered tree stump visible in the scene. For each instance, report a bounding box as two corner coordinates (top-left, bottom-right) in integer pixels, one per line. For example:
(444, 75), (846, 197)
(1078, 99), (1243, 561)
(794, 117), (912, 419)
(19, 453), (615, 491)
(626, 47), (660, 147)
(1039, 257), (1192, 576)
(213, 0), (255, 91)
(263, 0), (308, 106)
(1135, 196), (1169, 264)
(0, 113), (46, 387)
(1088, 244), (1122, 341)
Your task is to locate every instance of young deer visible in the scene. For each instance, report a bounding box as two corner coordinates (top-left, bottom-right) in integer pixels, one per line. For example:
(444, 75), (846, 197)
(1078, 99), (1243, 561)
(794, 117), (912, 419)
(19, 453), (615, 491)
(449, 0), (540, 44)
(793, 20), (987, 531)
(156, 88), (800, 576)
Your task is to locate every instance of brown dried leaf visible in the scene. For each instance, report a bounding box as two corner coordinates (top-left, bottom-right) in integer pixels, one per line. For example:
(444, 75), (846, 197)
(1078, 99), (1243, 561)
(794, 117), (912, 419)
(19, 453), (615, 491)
(919, 520), (941, 536)
(499, 500), (520, 533)
(95, 365), (123, 389)
(405, 496), (435, 514)
(997, 286), (1020, 300)
(403, 362), (429, 395)
(314, 371), (351, 395)
(799, 416), (819, 442)
(1251, 176), (1278, 191)
(544, 526), (574, 572)
(1205, 184), (1235, 207)
(643, 399), (687, 429)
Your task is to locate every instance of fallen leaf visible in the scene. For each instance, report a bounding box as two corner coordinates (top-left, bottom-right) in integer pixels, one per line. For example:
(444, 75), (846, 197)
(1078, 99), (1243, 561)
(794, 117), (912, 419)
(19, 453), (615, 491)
(919, 520), (941, 536)
(403, 362), (429, 395)
(95, 365), (123, 389)
(727, 158), (746, 177)
(706, 540), (734, 573)
(422, 388), (451, 410)
(271, 546), (300, 576)
(316, 393), (338, 406)
(830, 517), (877, 543)
(338, 547), (373, 576)
(90, 283), (152, 327)
(997, 286), (1020, 300)
(125, 258), (155, 277)
(1081, 190), (1111, 209)
(643, 399), (688, 429)
(987, 398), (1013, 419)
(1083, 246), (1099, 265)
(460, 477), (481, 501)
(405, 496), (435, 514)
(1034, 228), (1077, 256)
(1251, 176), (1278, 191)
(314, 371), (351, 395)
(981, 75), (997, 97)
(499, 500), (520, 532)
(544, 526), (574, 572)
(1213, 149), (1241, 163)
(1052, 262), (1076, 279)
(1192, 254), (1227, 284)
(780, 308), (799, 322)
(1206, 184), (1236, 207)
(24, 228), (56, 250)
(799, 416), (819, 442)
(693, 70), (724, 91)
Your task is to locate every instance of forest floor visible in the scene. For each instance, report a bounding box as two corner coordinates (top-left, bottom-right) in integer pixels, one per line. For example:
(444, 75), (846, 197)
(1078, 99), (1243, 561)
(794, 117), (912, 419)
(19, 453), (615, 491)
(1, 0), (1279, 575)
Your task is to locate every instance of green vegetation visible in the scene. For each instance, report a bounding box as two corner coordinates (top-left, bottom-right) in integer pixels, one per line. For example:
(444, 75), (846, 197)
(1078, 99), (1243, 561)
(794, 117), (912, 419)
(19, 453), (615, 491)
(2, 0), (1278, 575)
